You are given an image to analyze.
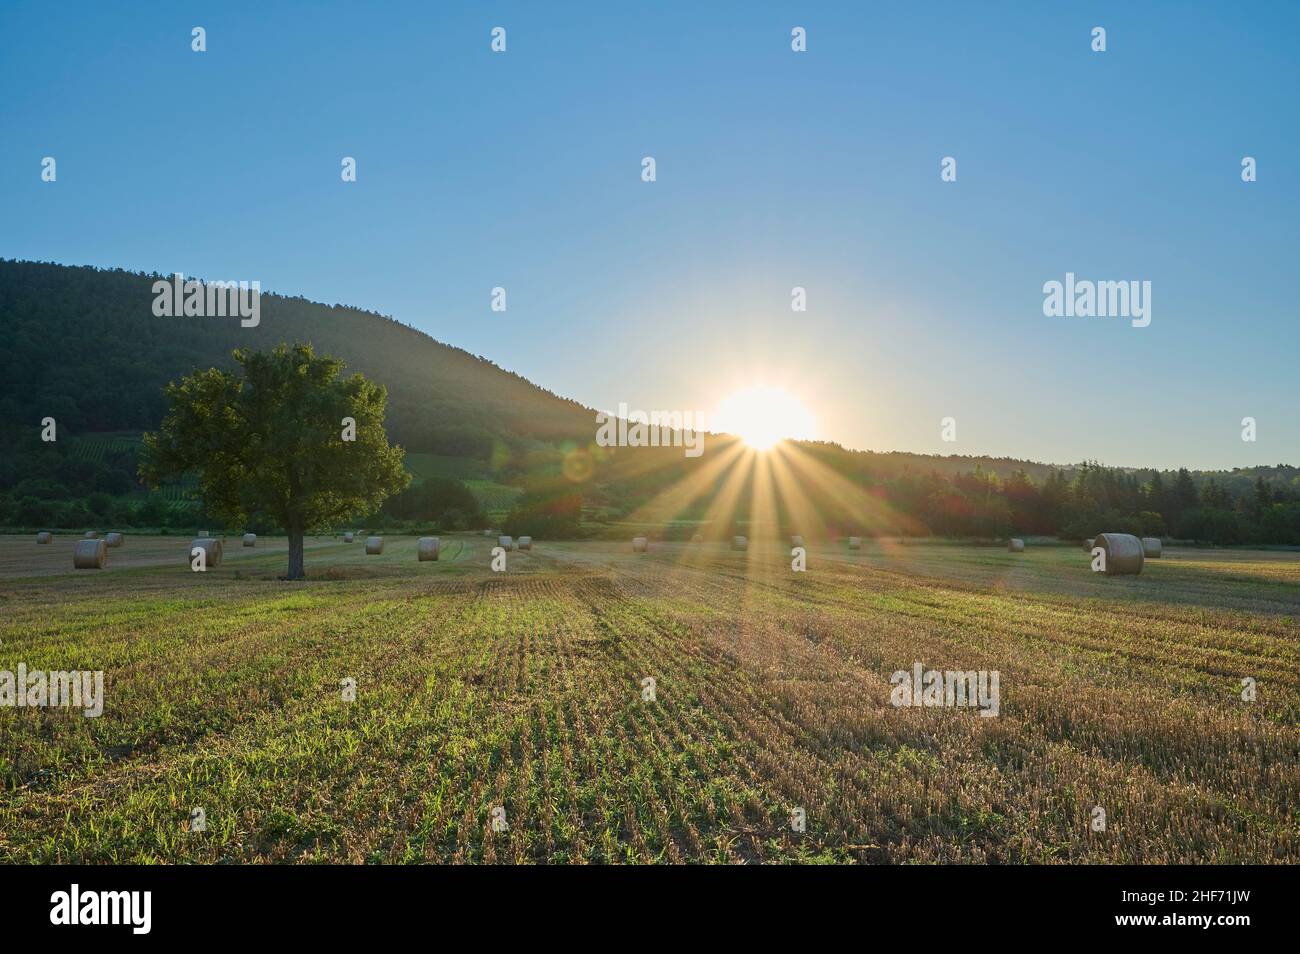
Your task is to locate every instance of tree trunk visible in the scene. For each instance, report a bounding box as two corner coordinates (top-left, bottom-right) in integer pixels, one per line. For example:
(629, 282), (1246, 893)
(287, 525), (305, 580)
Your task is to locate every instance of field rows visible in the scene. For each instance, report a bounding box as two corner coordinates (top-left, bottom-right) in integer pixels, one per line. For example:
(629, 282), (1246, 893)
(0, 537), (1296, 863)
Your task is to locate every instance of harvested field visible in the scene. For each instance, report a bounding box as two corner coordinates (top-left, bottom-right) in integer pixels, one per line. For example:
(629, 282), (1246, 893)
(0, 535), (1296, 863)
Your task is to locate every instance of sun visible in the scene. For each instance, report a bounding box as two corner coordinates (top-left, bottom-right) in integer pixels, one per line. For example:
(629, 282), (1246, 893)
(713, 386), (816, 450)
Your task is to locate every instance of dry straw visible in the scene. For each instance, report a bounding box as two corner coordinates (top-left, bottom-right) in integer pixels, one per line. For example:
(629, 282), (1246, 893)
(1141, 537), (1162, 558)
(365, 536), (384, 555)
(417, 536), (440, 561)
(74, 538), (107, 569)
(1094, 532), (1144, 575)
(190, 537), (223, 566)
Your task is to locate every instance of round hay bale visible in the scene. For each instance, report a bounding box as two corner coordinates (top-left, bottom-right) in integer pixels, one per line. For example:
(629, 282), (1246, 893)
(518, 536), (533, 550)
(36, 531), (52, 544)
(1084, 537), (1096, 552)
(847, 536), (862, 550)
(632, 536), (648, 553)
(343, 531), (355, 543)
(199, 530), (208, 537)
(243, 533), (256, 547)
(690, 534), (703, 544)
(1094, 532), (1144, 575)
(1141, 537), (1162, 558)
(498, 535), (514, 551)
(105, 532), (124, 548)
(417, 536), (440, 561)
(365, 536), (384, 555)
(731, 535), (749, 551)
(190, 537), (223, 567)
(791, 535), (805, 548)
(73, 538), (107, 569)
(83, 530), (100, 539)
(1008, 538), (1024, 553)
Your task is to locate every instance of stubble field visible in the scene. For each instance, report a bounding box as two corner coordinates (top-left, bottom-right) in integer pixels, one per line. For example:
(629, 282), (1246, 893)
(1, 533), (1296, 863)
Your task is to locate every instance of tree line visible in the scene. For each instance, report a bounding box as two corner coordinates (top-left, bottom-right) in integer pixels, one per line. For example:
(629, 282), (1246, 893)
(880, 462), (1300, 545)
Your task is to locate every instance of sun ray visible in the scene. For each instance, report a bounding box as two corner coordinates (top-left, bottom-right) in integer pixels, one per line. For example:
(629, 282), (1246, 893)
(615, 437), (749, 532)
(775, 442), (926, 555)
(692, 446), (757, 546)
(747, 447), (779, 557)
(766, 443), (832, 544)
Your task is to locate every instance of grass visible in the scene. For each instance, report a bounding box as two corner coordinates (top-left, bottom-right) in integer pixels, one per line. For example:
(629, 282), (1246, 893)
(403, 453), (490, 482)
(462, 479), (523, 513)
(65, 433), (142, 464)
(55, 442), (521, 515)
(0, 535), (1296, 863)
(397, 452), (522, 515)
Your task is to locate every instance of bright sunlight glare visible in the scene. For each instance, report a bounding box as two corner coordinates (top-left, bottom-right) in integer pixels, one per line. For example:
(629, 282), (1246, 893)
(713, 386), (817, 450)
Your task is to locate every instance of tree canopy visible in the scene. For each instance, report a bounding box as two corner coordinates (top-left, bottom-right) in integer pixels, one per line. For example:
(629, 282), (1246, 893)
(140, 344), (409, 578)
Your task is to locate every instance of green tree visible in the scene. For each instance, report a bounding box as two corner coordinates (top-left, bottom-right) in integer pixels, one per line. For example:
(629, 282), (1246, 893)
(1253, 476), (1272, 513)
(1147, 470), (1167, 522)
(140, 344), (409, 579)
(136, 495), (168, 528)
(504, 487), (584, 538)
(381, 476), (484, 527)
(1174, 468), (1198, 515)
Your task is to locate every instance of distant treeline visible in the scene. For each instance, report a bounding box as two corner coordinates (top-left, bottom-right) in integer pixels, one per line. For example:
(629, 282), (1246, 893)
(0, 429), (490, 533)
(6, 403), (1300, 544)
(6, 429), (1299, 545)
(582, 451), (1300, 545)
(484, 461), (1300, 546)
(878, 462), (1300, 545)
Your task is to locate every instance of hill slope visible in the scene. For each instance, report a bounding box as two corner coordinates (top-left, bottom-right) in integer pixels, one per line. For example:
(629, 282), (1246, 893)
(3, 260), (1297, 544)
(0, 260), (593, 458)
(1, 258), (1144, 483)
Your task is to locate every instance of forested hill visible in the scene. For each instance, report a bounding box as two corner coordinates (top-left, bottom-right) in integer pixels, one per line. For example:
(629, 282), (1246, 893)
(0, 258), (1121, 476)
(0, 259), (594, 457)
(3, 259), (1297, 547)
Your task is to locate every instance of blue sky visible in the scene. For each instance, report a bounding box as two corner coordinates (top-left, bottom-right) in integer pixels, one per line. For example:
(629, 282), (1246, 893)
(2, 1), (1296, 470)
